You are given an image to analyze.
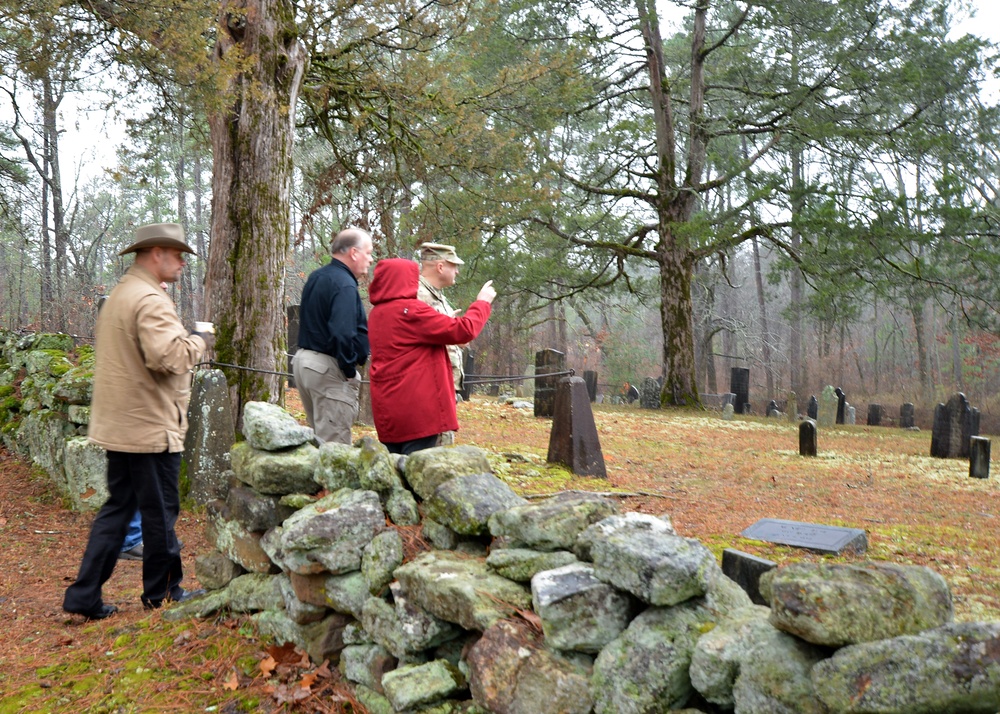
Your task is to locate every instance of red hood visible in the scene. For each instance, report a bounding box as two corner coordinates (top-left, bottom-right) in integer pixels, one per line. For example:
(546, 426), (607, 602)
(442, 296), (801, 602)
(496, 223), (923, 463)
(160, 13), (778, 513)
(370, 258), (419, 304)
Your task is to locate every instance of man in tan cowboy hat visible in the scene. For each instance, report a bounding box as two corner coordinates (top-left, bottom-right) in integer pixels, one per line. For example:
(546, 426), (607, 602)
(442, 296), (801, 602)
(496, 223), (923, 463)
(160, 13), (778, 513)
(417, 243), (467, 444)
(64, 222), (213, 619)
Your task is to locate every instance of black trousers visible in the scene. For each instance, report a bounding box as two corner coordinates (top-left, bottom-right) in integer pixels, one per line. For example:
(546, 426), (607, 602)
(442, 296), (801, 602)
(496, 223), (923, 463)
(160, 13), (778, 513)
(382, 434), (439, 456)
(63, 451), (185, 613)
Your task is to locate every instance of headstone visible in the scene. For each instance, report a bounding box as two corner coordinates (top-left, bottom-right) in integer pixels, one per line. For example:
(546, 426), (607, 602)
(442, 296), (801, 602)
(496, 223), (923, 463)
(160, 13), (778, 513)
(356, 375), (374, 426)
(799, 419), (817, 457)
(766, 400), (779, 417)
(184, 369), (236, 504)
(835, 387), (846, 424)
(626, 384), (639, 403)
(582, 370), (597, 402)
(730, 368), (750, 415)
(547, 377), (607, 478)
(931, 393), (980, 459)
(722, 403), (735, 421)
(807, 395), (818, 420)
(287, 304), (300, 388)
(846, 405), (855, 425)
(639, 377), (660, 409)
(534, 349), (565, 418)
(817, 386), (837, 427)
(900, 402), (915, 429)
(723, 392), (735, 408)
(787, 391), (797, 423)
(970, 436), (991, 479)
(721, 549), (776, 606)
(460, 351), (475, 401)
(867, 404), (883, 427)
(741, 518), (868, 555)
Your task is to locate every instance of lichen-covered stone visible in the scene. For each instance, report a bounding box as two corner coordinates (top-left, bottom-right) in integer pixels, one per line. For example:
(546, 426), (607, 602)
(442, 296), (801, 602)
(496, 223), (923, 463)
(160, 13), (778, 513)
(575, 512), (675, 562)
(381, 659), (467, 712)
(424, 472), (527, 536)
(226, 485), (296, 532)
(488, 491), (619, 551)
(226, 573), (284, 612)
(486, 547), (579, 582)
(361, 586), (460, 658)
(423, 518), (459, 550)
(357, 436), (404, 495)
(761, 561), (954, 646)
(402, 445), (493, 500)
(588, 524), (716, 606)
(811, 621), (1000, 714)
(184, 369), (235, 504)
(262, 489), (386, 575)
(315, 441), (363, 491)
(689, 605), (774, 708)
(195, 550), (246, 591)
(467, 619), (593, 714)
(591, 601), (719, 713)
(62, 436), (108, 510)
(385, 487), (420, 526)
(53, 365), (93, 405)
(531, 562), (636, 653)
(730, 627), (829, 714)
(206, 500), (280, 574)
(393, 551), (532, 631)
(252, 610), (354, 665)
(339, 643), (397, 694)
(242, 401), (314, 451)
(362, 529), (404, 595)
(230, 441), (319, 495)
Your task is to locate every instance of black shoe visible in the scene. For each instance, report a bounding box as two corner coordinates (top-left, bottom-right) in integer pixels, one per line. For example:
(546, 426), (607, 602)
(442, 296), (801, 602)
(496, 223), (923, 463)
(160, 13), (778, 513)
(142, 588), (206, 610)
(119, 544), (143, 561)
(66, 604), (118, 621)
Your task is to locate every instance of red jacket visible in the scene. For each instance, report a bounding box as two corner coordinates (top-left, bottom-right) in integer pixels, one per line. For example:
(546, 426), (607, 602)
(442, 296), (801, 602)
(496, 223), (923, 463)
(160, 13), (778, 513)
(368, 259), (491, 443)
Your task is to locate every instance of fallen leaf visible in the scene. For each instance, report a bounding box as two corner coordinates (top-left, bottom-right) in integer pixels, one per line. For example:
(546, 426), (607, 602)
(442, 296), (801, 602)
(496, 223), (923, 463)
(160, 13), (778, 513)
(222, 669), (239, 691)
(259, 655), (276, 677)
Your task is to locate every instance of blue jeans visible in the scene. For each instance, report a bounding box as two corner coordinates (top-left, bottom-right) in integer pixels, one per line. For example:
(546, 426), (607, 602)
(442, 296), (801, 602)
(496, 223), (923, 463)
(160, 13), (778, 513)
(121, 509), (142, 552)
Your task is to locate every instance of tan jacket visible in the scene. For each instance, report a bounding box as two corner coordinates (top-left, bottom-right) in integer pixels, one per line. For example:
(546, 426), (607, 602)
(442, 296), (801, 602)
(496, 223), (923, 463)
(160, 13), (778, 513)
(418, 276), (464, 390)
(88, 264), (207, 453)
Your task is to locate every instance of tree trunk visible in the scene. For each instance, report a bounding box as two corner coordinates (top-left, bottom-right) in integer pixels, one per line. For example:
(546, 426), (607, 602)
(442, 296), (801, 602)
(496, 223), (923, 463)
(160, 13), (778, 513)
(657, 233), (698, 406)
(752, 235), (774, 399)
(205, 0), (305, 425)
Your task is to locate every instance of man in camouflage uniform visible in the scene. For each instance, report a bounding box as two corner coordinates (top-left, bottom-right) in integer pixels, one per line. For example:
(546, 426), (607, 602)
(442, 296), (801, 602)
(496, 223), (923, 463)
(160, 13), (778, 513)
(417, 242), (466, 444)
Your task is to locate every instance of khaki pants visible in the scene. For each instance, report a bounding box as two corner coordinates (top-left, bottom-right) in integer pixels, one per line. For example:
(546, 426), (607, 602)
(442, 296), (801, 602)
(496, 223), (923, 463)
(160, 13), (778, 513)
(292, 349), (360, 444)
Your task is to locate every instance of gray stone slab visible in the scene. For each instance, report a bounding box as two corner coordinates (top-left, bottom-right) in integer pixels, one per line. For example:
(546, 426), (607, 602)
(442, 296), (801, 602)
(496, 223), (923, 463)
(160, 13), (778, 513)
(741, 518), (867, 555)
(721, 549), (776, 606)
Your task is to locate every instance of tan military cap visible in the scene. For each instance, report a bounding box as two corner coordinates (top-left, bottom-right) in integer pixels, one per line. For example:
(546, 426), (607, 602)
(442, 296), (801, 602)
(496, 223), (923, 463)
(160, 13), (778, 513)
(418, 242), (464, 265)
(118, 223), (197, 256)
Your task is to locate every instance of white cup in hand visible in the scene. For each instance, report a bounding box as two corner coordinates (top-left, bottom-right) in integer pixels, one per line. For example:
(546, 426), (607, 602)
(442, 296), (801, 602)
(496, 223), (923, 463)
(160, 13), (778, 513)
(194, 321), (215, 334)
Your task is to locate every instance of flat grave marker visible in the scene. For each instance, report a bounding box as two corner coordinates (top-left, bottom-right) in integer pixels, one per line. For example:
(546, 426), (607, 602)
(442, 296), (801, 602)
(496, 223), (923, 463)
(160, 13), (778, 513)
(741, 518), (867, 555)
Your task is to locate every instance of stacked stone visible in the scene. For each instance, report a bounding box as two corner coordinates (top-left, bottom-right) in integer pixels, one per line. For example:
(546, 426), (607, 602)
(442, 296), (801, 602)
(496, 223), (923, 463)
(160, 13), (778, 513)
(0, 331), (107, 510)
(161, 401), (1000, 713)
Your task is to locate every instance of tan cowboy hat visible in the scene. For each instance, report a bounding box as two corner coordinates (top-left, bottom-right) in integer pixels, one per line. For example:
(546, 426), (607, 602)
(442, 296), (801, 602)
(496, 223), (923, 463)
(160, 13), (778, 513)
(418, 242), (464, 265)
(118, 223), (197, 256)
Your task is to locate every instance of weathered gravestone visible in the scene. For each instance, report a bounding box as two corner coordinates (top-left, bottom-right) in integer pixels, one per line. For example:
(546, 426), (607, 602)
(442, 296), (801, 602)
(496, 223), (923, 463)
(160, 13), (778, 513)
(721, 549), (776, 606)
(582, 370), (597, 402)
(846, 405), (856, 425)
(900, 402), (915, 429)
(867, 404), (883, 427)
(639, 377), (660, 409)
(460, 351), (475, 401)
(818, 386), (838, 428)
(741, 518), (868, 555)
(807, 395), (818, 420)
(287, 304), (300, 389)
(970, 436), (991, 479)
(547, 377), (607, 479)
(184, 369), (236, 504)
(534, 349), (565, 418)
(835, 387), (847, 425)
(721, 403), (735, 421)
(787, 390), (797, 423)
(930, 392), (980, 459)
(799, 419), (817, 457)
(730, 367), (750, 415)
(766, 400), (780, 417)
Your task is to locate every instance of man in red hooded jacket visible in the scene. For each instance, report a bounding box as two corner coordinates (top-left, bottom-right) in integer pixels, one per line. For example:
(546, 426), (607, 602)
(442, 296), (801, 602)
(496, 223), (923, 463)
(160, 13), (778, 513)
(368, 258), (496, 454)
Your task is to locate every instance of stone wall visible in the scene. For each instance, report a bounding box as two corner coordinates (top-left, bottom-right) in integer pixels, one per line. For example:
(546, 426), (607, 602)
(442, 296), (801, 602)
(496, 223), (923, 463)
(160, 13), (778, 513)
(172, 401), (1000, 714)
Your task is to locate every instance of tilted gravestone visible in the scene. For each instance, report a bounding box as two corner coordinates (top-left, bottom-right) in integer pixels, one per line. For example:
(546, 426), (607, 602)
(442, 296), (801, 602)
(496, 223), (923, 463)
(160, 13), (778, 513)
(867, 404), (883, 427)
(730, 367), (750, 415)
(582, 370), (598, 402)
(547, 377), (607, 479)
(534, 349), (565, 418)
(639, 377), (660, 409)
(930, 393), (980, 459)
(817, 386), (837, 427)
(721, 549), (776, 606)
(970, 436), (991, 479)
(742, 518), (868, 556)
(835, 387), (847, 425)
(799, 419), (817, 457)
(807, 395), (818, 420)
(900, 402), (915, 429)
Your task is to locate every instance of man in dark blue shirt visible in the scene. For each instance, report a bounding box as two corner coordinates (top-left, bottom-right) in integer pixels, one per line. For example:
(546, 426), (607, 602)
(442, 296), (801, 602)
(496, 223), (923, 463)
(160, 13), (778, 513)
(292, 227), (374, 443)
